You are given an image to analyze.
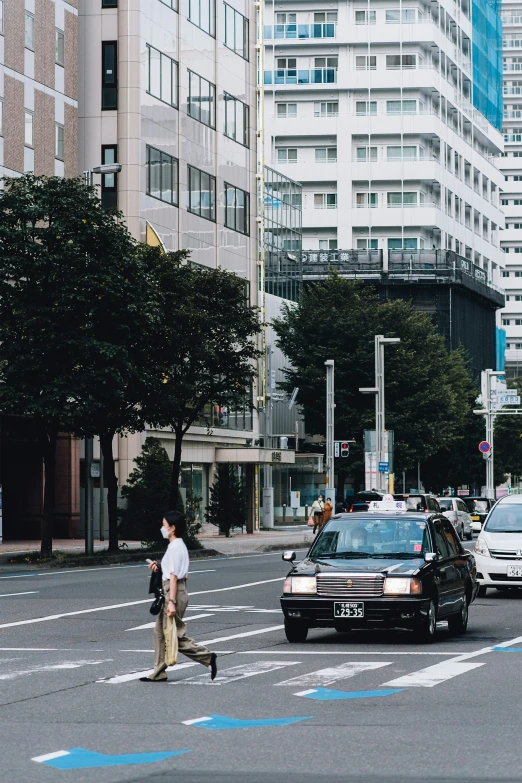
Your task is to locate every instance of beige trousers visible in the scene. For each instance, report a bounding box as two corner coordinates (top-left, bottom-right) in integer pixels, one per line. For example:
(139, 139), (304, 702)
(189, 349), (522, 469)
(152, 580), (213, 677)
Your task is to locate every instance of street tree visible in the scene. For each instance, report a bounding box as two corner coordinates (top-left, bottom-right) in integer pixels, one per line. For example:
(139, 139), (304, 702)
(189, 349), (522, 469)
(206, 464), (246, 536)
(273, 274), (475, 495)
(0, 174), (150, 554)
(142, 251), (260, 507)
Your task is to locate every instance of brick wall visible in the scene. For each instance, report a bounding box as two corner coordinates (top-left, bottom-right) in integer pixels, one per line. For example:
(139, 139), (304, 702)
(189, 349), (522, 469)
(64, 103), (78, 177)
(3, 76), (25, 173)
(4, 0), (25, 74)
(64, 10), (78, 101)
(35, 0), (56, 90)
(34, 90), (56, 175)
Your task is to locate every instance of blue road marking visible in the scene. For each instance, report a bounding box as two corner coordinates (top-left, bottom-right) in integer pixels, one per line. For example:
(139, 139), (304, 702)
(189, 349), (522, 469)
(185, 714), (312, 730)
(296, 688), (403, 701)
(33, 748), (190, 770)
(493, 646), (522, 652)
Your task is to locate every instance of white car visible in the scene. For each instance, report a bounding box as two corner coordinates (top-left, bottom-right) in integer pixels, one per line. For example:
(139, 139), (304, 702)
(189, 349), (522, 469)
(437, 497), (473, 540)
(474, 495), (522, 596)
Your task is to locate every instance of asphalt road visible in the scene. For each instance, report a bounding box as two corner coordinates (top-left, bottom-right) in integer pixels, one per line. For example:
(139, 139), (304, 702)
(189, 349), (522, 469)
(0, 546), (522, 783)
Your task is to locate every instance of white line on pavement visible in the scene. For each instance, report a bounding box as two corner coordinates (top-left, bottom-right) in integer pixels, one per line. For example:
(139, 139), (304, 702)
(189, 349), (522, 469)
(32, 750), (70, 763)
(125, 613), (215, 632)
(275, 661), (391, 688)
(381, 660), (485, 688)
(0, 578), (284, 629)
(173, 660), (299, 686)
(99, 661), (198, 684)
(0, 659), (112, 681)
(199, 625), (284, 646)
(239, 650), (468, 656)
(0, 591), (39, 598)
(0, 647), (72, 651)
(0, 566), (216, 581)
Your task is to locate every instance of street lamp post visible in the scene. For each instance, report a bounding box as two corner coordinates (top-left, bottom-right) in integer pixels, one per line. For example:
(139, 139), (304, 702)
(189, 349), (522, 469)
(360, 335), (401, 493)
(82, 163), (122, 555)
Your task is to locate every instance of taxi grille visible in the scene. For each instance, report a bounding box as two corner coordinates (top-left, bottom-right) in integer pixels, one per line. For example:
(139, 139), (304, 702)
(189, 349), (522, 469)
(316, 573), (384, 598)
(489, 549), (522, 560)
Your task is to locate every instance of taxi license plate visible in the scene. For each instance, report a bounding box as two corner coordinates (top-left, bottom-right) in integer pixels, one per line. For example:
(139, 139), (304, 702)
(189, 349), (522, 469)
(334, 602), (364, 618)
(471, 515), (480, 521)
(507, 566), (522, 578)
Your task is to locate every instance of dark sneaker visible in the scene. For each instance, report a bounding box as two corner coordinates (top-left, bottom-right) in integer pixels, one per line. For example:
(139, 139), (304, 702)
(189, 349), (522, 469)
(210, 653), (218, 681)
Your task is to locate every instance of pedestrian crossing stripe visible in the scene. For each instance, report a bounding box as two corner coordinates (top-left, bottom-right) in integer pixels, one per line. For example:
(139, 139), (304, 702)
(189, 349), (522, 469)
(381, 660), (485, 688)
(275, 662), (391, 688)
(173, 660), (299, 685)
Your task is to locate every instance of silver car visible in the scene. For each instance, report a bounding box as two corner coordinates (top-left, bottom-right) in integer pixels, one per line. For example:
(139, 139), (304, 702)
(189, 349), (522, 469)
(437, 497), (473, 540)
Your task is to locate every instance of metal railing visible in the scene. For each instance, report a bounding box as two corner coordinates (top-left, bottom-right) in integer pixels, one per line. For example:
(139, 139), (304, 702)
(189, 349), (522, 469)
(265, 23), (336, 39)
(264, 68), (337, 85)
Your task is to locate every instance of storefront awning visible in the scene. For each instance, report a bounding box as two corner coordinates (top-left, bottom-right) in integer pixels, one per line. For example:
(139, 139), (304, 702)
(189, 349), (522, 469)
(215, 447), (295, 465)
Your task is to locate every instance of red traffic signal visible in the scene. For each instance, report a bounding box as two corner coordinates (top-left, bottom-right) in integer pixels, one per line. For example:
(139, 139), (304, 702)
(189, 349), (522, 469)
(340, 442), (349, 457)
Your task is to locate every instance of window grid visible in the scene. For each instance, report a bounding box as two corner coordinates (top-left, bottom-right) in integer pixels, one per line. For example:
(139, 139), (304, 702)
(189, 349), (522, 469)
(159, 0), (177, 9)
(188, 0), (215, 36)
(102, 0), (118, 7)
(224, 182), (249, 235)
(102, 41), (118, 110)
(56, 29), (64, 66)
(25, 11), (34, 50)
(188, 164), (216, 222)
(146, 145), (179, 207)
(147, 45), (179, 108)
(224, 93), (249, 146)
(55, 123), (64, 160)
(224, 3), (249, 60)
(24, 111), (34, 147)
(188, 70), (216, 128)
(101, 145), (118, 209)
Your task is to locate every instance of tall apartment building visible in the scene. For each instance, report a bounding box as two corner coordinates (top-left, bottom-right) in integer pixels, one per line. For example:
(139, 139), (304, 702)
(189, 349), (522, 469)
(78, 0), (294, 532)
(263, 0), (505, 285)
(500, 0), (522, 377)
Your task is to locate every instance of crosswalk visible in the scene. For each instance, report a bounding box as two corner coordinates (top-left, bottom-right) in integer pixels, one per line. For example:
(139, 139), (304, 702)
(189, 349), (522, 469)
(124, 605), (282, 632)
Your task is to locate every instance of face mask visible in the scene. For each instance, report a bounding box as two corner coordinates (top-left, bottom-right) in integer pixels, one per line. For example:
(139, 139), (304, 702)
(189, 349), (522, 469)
(160, 527), (170, 539)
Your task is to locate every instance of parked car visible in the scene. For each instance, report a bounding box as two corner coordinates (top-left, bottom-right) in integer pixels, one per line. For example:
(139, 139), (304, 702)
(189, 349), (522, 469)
(437, 497), (473, 540)
(463, 497), (494, 533)
(281, 502), (478, 643)
(474, 494), (522, 596)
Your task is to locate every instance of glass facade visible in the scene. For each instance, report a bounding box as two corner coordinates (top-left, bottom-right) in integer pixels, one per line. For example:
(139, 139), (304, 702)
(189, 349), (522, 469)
(472, 0), (503, 130)
(264, 166), (302, 302)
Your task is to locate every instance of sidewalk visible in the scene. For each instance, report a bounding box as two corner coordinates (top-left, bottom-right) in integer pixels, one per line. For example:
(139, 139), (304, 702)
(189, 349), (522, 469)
(0, 527), (314, 559)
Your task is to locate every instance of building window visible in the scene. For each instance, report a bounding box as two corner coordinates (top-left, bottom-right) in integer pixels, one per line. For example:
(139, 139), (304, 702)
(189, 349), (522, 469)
(314, 193), (337, 209)
(224, 93), (249, 146)
(386, 8), (416, 23)
(388, 238), (418, 250)
(356, 192), (378, 207)
(387, 145), (418, 161)
(315, 147), (337, 162)
(224, 3), (248, 59)
(159, 0), (177, 9)
(276, 102), (297, 118)
(387, 191), (419, 206)
(55, 123), (64, 160)
(386, 99), (416, 114)
(357, 238), (378, 249)
(188, 70), (216, 128)
(147, 45), (178, 108)
(314, 101), (338, 117)
(188, 0), (215, 36)
(188, 165), (216, 221)
(56, 30), (65, 66)
(102, 0), (118, 7)
(356, 101), (376, 115)
(502, 319), (511, 325)
(24, 111), (34, 147)
(386, 54), (417, 69)
(224, 183), (249, 234)
(0, 99), (3, 135)
(355, 9), (375, 24)
(319, 239), (338, 250)
(503, 271), (510, 277)
(356, 146), (377, 161)
(102, 41), (118, 110)
(277, 148), (297, 163)
(146, 145), (178, 206)
(356, 55), (376, 70)
(25, 12), (34, 50)
(101, 145), (118, 209)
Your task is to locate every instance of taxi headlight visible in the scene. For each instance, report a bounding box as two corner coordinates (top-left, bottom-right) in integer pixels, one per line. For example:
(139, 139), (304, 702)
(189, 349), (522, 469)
(284, 576), (317, 594)
(383, 577), (422, 595)
(474, 537), (490, 557)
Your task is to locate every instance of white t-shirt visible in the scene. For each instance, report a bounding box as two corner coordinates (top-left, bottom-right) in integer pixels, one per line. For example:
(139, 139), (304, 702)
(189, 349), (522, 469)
(161, 538), (190, 582)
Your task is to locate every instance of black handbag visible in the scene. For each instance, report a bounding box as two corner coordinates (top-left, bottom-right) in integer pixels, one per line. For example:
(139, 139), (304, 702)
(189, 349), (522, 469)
(149, 566), (164, 615)
(149, 593), (165, 616)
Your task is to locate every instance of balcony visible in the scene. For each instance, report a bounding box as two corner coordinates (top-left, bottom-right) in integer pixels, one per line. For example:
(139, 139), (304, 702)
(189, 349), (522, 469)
(264, 68), (337, 85)
(264, 23), (336, 40)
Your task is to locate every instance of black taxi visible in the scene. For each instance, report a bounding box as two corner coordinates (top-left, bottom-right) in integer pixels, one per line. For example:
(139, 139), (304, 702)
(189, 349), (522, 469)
(281, 497), (478, 643)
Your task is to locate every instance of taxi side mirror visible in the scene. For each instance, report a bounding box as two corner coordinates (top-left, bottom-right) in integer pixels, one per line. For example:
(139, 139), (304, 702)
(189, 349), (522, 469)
(282, 550), (296, 562)
(424, 552), (438, 562)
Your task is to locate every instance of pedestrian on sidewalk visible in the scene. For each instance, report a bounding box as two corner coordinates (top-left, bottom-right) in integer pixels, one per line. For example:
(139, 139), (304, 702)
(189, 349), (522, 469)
(140, 510), (218, 683)
(322, 497), (334, 527)
(311, 494), (324, 534)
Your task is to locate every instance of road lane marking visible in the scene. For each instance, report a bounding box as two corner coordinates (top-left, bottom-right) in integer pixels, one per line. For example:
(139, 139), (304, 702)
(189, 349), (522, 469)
(240, 650), (467, 656)
(295, 687), (403, 701)
(181, 714), (311, 730)
(275, 662), (391, 688)
(125, 613), (215, 632)
(0, 578), (284, 629)
(0, 591), (39, 598)
(174, 660), (299, 686)
(381, 660), (485, 687)
(0, 659), (111, 681)
(199, 626), (284, 645)
(0, 566), (216, 580)
(32, 751), (70, 763)
(98, 661), (199, 684)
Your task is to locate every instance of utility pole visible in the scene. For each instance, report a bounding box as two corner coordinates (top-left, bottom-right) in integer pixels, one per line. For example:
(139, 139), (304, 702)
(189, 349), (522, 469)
(85, 438), (94, 556)
(325, 360), (335, 494)
(474, 369), (505, 500)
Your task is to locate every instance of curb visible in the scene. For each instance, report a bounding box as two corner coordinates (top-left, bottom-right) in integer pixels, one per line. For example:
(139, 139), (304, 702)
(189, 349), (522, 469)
(0, 547), (221, 571)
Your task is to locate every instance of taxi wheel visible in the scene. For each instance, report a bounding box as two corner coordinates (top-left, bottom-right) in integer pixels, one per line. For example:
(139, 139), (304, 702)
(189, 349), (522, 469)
(284, 619), (308, 643)
(477, 586), (488, 597)
(448, 597), (468, 635)
(414, 599), (437, 643)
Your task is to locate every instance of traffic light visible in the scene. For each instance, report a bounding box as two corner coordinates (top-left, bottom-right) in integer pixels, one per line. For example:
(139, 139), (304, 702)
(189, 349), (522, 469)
(340, 442), (349, 457)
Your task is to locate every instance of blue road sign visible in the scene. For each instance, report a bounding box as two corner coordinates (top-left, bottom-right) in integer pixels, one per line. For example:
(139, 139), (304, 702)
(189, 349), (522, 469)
(478, 441), (491, 454)
(184, 714), (312, 730)
(296, 687), (403, 701)
(32, 748), (189, 770)
(378, 462), (389, 473)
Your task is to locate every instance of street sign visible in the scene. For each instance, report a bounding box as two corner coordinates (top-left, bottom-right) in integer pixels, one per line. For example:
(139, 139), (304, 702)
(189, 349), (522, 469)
(334, 441), (340, 458)
(478, 441), (491, 454)
(505, 389), (518, 395)
(378, 461), (389, 473)
(498, 395), (521, 405)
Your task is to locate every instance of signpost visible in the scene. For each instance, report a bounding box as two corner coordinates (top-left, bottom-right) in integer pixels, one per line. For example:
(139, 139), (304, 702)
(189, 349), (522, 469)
(379, 462), (389, 473)
(498, 395), (521, 405)
(478, 441), (491, 454)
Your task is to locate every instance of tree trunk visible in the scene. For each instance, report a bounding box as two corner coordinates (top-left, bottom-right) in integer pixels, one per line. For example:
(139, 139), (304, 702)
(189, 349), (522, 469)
(39, 424), (58, 557)
(170, 425), (184, 509)
(100, 431), (119, 553)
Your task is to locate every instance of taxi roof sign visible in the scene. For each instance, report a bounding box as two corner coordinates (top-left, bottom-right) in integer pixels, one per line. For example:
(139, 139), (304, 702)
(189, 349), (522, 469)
(367, 495), (407, 514)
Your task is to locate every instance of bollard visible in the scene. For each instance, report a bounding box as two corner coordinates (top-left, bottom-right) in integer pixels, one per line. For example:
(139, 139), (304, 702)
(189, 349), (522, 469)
(282, 504), (286, 524)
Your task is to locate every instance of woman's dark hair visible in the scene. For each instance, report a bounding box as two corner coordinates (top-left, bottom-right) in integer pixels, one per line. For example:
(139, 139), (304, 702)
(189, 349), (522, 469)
(163, 510), (186, 538)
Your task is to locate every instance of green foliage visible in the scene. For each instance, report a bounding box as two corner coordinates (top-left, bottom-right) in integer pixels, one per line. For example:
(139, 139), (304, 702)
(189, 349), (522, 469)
(273, 274), (477, 478)
(184, 488), (203, 550)
(206, 464), (246, 537)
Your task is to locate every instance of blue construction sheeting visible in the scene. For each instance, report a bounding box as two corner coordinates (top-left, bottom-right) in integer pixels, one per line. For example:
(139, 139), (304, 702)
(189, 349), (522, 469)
(472, 0), (503, 131)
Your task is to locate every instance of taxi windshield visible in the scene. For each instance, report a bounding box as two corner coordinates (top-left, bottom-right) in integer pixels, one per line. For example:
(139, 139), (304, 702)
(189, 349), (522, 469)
(484, 505), (522, 533)
(310, 516), (431, 558)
